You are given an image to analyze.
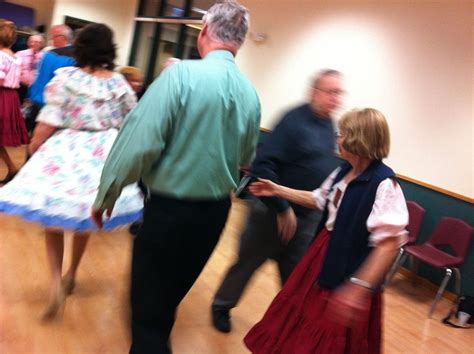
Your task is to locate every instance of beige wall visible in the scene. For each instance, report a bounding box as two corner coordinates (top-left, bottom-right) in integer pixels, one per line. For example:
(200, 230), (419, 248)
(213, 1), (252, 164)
(51, 0), (139, 66)
(7, 0), (55, 28)
(8, 0), (473, 197)
(238, 0), (473, 198)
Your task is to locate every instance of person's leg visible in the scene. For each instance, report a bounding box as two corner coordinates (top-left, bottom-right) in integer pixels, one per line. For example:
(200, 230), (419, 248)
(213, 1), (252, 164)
(213, 200), (279, 308)
(63, 231), (90, 294)
(25, 103), (41, 136)
(278, 210), (322, 285)
(130, 195), (231, 354)
(0, 146), (17, 179)
(211, 200), (281, 332)
(130, 236), (175, 354)
(42, 228), (66, 320)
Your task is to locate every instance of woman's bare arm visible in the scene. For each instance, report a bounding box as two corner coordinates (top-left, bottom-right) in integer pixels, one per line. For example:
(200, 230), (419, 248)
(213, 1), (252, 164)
(249, 179), (317, 209)
(28, 122), (57, 155)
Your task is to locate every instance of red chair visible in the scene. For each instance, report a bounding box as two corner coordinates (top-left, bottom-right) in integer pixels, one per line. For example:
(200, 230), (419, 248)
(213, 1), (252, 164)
(396, 217), (472, 317)
(385, 201), (425, 285)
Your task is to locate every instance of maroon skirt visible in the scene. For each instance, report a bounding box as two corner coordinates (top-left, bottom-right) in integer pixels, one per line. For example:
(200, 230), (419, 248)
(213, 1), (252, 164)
(0, 87), (29, 146)
(244, 229), (382, 354)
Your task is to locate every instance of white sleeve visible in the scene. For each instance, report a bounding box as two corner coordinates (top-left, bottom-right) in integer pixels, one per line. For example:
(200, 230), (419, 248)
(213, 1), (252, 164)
(36, 71), (69, 127)
(367, 178), (409, 247)
(311, 167), (341, 210)
(0, 56), (6, 80)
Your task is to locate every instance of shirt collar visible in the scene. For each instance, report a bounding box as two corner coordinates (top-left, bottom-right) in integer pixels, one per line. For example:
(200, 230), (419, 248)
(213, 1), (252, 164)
(204, 49), (235, 62)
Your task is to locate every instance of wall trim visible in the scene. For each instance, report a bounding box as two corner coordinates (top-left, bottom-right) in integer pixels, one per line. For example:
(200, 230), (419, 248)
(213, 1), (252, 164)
(258, 128), (474, 204)
(396, 174), (473, 204)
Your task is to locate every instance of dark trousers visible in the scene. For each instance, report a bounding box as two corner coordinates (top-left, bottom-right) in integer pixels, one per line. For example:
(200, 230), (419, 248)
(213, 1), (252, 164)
(213, 198), (321, 309)
(25, 103), (41, 135)
(130, 193), (231, 354)
(17, 84), (28, 103)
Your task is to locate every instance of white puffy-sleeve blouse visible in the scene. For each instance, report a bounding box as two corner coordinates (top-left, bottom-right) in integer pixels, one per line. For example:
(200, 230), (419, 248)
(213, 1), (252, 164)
(312, 167), (408, 247)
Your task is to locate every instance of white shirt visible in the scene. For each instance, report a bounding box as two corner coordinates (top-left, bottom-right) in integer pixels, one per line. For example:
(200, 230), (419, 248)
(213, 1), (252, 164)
(312, 167), (408, 247)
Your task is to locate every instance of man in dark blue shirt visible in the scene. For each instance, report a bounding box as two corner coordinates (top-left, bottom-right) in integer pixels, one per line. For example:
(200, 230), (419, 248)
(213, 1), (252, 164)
(212, 69), (344, 333)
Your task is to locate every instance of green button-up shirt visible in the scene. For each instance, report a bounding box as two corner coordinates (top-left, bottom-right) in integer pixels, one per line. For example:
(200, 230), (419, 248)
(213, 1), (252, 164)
(93, 50), (261, 210)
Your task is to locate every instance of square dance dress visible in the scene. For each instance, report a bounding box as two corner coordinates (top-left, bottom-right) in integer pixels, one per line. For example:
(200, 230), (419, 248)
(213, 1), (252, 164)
(0, 67), (143, 230)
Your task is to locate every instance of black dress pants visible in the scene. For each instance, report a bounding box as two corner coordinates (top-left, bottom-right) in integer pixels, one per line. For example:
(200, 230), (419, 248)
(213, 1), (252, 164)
(130, 193), (231, 354)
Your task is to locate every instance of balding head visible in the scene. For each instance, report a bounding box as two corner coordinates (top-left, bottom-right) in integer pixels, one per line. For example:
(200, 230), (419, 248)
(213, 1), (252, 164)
(28, 34), (44, 52)
(309, 69), (344, 118)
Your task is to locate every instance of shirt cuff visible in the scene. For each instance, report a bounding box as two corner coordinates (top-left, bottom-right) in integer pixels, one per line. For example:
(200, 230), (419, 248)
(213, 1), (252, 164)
(93, 178), (119, 210)
(369, 227), (408, 247)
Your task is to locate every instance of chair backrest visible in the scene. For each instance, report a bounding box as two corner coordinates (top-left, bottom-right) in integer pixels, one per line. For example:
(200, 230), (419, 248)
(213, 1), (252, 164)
(406, 201), (425, 244)
(428, 217), (473, 260)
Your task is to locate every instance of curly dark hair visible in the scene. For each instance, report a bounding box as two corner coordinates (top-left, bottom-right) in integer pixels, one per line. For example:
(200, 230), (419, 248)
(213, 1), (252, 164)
(74, 23), (116, 70)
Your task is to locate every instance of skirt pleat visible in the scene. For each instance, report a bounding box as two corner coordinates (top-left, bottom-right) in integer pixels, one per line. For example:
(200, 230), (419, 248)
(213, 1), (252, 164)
(0, 88), (29, 146)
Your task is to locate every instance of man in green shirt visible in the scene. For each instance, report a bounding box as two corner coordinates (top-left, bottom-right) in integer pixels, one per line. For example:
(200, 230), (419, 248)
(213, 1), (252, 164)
(91, 1), (260, 353)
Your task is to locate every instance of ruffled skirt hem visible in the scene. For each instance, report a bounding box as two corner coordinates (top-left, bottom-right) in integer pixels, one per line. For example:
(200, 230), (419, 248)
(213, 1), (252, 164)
(0, 200), (142, 231)
(244, 229), (382, 354)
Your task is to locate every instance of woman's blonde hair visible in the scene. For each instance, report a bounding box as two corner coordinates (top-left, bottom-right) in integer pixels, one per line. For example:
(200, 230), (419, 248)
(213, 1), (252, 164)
(338, 108), (390, 160)
(0, 19), (17, 48)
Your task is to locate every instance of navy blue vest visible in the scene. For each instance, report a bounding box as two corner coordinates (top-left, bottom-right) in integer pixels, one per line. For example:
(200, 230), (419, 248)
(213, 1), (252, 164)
(316, 160), (395, 289)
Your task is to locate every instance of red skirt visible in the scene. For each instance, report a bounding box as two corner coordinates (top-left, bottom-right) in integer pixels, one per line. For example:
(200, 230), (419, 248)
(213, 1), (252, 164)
(0, 87), (29, 146)
(244, 229), (382, 354)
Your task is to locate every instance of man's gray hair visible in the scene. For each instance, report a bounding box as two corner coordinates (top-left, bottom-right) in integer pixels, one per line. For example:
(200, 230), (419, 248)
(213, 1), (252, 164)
(312, 69), (341, 89)
(51, 24), (73, 42)
(202, 0), (249, 47)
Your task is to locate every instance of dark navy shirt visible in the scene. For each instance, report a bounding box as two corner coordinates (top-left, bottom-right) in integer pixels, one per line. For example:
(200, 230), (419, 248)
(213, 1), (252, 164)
(251, 103), (338, 216)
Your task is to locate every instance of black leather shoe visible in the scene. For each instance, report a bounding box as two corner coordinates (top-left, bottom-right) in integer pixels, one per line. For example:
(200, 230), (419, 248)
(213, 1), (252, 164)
(211, 305), (231, 333)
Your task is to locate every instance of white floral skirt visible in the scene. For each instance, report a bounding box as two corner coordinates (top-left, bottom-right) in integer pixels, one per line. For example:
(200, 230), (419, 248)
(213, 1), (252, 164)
(0, 128), (143, 231)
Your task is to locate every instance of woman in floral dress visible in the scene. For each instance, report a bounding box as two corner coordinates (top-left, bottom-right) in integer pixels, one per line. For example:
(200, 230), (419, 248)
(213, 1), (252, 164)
(0, 23), (143, 320)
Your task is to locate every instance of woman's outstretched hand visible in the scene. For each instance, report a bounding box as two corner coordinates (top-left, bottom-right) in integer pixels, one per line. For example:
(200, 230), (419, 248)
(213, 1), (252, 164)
(248, 178), (280, 197)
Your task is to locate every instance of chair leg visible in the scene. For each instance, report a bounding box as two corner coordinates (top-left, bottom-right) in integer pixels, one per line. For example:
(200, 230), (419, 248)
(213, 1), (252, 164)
(428, 268), (452, 318)
(384, 248), (405, 287)
(409, 255), (419, 286)
(453, 267), (461, 300)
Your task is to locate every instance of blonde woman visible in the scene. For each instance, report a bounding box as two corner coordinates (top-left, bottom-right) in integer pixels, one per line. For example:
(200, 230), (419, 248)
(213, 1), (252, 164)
(245, 108), (408, 354)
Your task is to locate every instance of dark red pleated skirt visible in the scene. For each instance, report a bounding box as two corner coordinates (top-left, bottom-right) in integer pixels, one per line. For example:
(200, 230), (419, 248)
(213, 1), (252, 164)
(0, 87), (29, 146)
(244, 229), (383, 354)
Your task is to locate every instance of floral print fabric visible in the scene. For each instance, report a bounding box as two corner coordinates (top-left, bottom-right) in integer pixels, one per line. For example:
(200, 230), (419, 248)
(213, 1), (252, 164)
(0, 67), (143, 230)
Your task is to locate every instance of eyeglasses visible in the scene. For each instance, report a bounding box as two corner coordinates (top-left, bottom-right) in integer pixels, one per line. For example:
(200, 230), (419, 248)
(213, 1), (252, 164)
(316, 88), (345, 97)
